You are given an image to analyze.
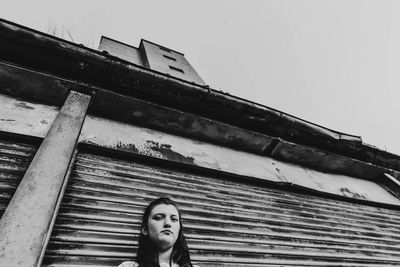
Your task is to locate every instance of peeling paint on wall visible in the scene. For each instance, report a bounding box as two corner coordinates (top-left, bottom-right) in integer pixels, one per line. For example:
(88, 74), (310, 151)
(79, 115), (283, 183)
(0, 93), (59, 137)
(113, 141), (139, 154)
(79, 115), (400, 205)
(340, 188), (367, 200)
(14, 101), (35, 110)
(146, 141), (195, 165)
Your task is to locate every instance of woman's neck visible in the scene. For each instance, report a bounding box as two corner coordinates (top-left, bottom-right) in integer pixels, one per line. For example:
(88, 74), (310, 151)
(158, 246), (173, 265)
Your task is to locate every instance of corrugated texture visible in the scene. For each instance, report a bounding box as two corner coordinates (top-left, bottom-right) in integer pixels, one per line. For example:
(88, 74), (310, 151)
(43, 152), (400, 266)
(0, 138), (37, 218)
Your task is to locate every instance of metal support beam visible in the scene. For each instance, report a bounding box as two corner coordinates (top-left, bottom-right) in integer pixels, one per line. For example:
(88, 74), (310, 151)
(0, 90), (91, 267)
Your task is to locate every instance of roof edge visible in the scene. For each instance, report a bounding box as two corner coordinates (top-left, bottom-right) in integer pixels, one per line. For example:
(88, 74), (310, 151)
(1, 18), (399, 172)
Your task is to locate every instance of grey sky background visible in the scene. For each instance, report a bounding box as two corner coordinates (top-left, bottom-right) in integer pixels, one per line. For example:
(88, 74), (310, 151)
(1, 0), (399, 155)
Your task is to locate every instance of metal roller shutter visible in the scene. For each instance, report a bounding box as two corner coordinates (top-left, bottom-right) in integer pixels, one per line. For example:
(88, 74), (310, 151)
(0, 137), (38, 218)
(43, 151), (400, 267)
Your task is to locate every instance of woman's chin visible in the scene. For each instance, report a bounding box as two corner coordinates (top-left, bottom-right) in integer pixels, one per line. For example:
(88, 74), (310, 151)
(156, 239), (175, 251)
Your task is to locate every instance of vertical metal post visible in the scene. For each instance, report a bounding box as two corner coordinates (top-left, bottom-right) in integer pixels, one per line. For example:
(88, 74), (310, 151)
(0, 91), (91, 267)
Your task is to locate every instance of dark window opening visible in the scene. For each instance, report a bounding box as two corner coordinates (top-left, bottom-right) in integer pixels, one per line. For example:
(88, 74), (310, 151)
(163, 55), (177, 61)
(159, 46), (172, 53)
(169, 66), (184, 74)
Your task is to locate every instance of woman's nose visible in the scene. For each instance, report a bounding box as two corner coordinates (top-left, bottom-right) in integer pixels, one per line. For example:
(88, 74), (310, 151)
(164, 219), (171, 228)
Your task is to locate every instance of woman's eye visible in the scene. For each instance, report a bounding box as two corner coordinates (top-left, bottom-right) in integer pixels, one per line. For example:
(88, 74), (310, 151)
(153, 215), (163, 220)
(171, 217), (178, 222)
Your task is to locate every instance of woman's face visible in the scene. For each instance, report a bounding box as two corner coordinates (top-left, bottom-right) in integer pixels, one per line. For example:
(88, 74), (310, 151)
(144, 204), (181, 251)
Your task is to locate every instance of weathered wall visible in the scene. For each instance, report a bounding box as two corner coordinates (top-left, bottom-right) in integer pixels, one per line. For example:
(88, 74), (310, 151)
(79, 115), (400, 205)
(1, 92), (398, 206)
(0, 93), (58, 138)
(1, 19), (400, 267)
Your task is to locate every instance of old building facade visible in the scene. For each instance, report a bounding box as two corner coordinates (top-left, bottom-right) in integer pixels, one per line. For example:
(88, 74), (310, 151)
(1, 19), (400, 266)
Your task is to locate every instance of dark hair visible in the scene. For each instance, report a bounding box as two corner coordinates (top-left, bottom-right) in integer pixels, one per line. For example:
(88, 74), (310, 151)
(136, 197), (193, 267)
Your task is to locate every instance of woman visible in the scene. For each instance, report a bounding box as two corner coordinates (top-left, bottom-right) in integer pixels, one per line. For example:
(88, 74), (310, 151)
(118, 197), (197, 267)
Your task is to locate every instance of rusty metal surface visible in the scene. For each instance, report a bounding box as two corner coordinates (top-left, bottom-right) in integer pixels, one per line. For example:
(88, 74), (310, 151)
(0, 137), (37, 218)
(43, 152), (400, 266)
(79, 116), (400, 205)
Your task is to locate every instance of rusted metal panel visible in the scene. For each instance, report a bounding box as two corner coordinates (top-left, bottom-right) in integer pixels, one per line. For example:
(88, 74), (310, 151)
(79, 116), (400, 205)
(0, 91), (91, 267)
(0, 92), (59, 138)
(0, 137), (38, 218)
(43, 152), (400, 266)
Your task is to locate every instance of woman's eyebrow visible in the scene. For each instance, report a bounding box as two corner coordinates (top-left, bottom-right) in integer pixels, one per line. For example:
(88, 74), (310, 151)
(152, 213), (166, 217)
(152, 212), (178, 217)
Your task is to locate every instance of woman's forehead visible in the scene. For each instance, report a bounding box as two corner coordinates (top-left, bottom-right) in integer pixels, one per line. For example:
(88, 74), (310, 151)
(150, 204), (179, 215)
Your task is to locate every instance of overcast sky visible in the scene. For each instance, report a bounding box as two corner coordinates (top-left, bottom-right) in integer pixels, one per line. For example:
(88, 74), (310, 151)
(1, 0), (399, 155)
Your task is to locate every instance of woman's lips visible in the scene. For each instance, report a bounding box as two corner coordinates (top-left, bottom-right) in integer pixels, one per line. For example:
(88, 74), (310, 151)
(161, 230), (173, 234)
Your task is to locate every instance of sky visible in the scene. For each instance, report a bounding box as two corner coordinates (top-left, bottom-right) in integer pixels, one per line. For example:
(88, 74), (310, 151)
(1, 0), (399, 155)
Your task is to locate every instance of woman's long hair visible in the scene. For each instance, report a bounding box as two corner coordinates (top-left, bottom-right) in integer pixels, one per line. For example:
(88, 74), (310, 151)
(136, 197), (193, 267)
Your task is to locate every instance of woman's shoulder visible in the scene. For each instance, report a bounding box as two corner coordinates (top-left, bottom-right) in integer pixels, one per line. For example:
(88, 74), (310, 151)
(117, 261), (138, 267)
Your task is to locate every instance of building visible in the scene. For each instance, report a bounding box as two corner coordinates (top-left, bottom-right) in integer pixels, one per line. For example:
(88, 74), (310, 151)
(98, 36), (206, 85)
(1, 18), (400, 266)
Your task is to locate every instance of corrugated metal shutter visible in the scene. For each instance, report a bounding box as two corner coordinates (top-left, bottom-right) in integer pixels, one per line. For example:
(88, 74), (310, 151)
(0, 137), (38, 218)
(43, 151), (400, 267)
